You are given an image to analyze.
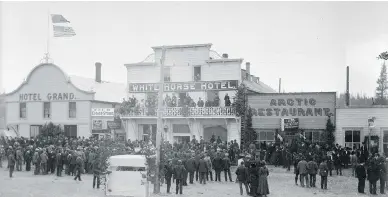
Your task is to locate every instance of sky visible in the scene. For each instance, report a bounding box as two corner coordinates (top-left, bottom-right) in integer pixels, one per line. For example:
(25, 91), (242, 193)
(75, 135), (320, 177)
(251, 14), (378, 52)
(1, 1), (388, 97)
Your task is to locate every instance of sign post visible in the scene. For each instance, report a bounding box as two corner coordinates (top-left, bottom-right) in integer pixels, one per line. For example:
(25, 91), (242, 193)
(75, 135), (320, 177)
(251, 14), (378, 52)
(154, 47), (166, 194)
(367, 117), (375, 154)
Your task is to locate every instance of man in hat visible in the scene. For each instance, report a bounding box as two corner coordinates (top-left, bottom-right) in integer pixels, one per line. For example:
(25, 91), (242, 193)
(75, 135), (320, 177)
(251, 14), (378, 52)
(213, 152), (223, 182)
(32, 148), (40, 175)
(174, 160), (185, 195)
(204, 154), (213, 181)
(15, 147), (23, 171)
(198, 155), (208, 184)
(92, 157), (101, 189)
(235, 161), (249, 195)
(7, 147), (15, 177)
(378, 156), (386, 194)
(0, 145), (5, 168)
(297, 156), (309, 187)
(56, 149), (64, 177)
(355, 160), (367, 193)
(40, 148), (48, 175)
(24, 146), (33, 171)
(185, 154), (196, 184)
(223, 153), (233, 182)
(164, 160), (174, 193)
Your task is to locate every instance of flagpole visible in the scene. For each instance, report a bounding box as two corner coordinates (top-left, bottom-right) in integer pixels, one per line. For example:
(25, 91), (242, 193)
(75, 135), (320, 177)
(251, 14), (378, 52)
(45, 9), (50, 63)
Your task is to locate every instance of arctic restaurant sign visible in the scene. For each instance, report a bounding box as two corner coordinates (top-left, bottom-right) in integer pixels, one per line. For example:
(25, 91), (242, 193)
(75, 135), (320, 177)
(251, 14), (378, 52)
(247, 93), (336, 117)
(128, 80), (238, 92)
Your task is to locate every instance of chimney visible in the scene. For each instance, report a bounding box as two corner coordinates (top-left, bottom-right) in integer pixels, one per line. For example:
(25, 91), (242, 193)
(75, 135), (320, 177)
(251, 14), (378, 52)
(346, 66), (350, 106)
(279, 78), (282, 93)
(95, 62), (102, 83)
(222, 53), (228, 58)
(245, 62), (251, 80)
(256, 77), (260, 83)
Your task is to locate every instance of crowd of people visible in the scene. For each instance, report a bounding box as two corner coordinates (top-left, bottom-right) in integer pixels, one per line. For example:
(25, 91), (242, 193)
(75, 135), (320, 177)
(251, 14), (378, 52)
(1, 132), (388, 196)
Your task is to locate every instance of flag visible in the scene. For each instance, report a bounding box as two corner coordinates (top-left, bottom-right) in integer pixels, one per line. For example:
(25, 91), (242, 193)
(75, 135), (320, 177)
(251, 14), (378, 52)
(53, 25), (76, 37)
(51, 14), (70, 23)
(277, 134), (283, 142)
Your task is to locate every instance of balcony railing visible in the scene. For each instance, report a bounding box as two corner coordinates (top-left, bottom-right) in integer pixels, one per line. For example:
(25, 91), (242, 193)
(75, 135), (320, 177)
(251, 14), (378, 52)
(121, 107), (236, 117)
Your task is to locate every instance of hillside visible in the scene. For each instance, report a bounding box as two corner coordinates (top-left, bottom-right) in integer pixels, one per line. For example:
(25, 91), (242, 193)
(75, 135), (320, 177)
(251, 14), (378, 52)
(0, 94), (4, 129)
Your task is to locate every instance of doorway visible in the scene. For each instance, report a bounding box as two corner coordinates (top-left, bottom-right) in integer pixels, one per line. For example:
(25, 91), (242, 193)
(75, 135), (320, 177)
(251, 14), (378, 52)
(204, 126), (227, 142)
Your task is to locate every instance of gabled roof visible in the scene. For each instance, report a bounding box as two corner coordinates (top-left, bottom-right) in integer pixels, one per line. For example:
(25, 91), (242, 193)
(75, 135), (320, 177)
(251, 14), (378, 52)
(243, 80), (277, 93)
(152, 43), (212, 50)
(69, 75), (126, 103)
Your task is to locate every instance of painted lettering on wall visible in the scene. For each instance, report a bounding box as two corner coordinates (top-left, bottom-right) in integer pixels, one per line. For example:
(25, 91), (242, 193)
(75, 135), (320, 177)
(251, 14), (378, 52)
(128, 80), (238, 93)
(19, 93), (75, 101)
(252, 98), (331, 117)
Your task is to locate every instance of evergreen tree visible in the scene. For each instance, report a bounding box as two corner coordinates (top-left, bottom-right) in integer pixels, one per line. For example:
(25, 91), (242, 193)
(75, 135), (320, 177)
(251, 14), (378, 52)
(325, 116), (335, 150)
(375, 62), (388, 105)
(234, 83), (247, 117)
(39, 122), (63, 139)
(244, 106), (257, 150)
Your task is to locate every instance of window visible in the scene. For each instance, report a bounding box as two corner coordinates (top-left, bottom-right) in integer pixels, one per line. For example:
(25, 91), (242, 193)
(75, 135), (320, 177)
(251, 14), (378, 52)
(20, 103), (26, 118)
(256, 130), (275, 142)
(345, 130), (361, 150)
(383, 130), (388, 156)
(30, 125), (42, 138)
(194, 66), (201, 81)
(64, 125), (77, 138)
(304, 130), (323, 143)
(164, 67), (171, 82)
(43, 102), (51, 118)
(173, 124), (190, 133)
(69, 102), (76, 118)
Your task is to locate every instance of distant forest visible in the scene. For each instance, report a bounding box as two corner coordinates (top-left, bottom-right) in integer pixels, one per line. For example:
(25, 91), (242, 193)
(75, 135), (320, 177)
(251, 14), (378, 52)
(0, 94), (4, 129)
(336, 92), (386, 107)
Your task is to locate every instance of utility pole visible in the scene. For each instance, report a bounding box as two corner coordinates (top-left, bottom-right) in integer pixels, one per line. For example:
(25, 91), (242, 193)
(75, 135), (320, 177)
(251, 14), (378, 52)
(154, 47), (166, 194)
(279, 78), (281, 93)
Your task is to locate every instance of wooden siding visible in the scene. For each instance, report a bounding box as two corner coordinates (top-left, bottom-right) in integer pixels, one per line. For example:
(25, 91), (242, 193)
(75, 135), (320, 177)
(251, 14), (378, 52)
(248, 92), (336, 129)
(335, 108), (388, 147)
(201, 62), (241, 81)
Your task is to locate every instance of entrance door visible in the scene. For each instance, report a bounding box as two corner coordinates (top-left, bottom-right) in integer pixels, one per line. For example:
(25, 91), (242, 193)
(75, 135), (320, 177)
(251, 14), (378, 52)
(64, 125), (77, 138)
(30, 125), (42, 138)
(204, 126), (227, 142)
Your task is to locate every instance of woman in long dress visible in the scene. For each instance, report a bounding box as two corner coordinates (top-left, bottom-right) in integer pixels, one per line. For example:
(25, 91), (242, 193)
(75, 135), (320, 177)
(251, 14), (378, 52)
(257, 161), (270, 197)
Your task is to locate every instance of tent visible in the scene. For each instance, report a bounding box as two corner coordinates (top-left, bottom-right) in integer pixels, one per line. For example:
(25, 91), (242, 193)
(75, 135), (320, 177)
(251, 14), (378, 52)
(0, 129), (17, 138)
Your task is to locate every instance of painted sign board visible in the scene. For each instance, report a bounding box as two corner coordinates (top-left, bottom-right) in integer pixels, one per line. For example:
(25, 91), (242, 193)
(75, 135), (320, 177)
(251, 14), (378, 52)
(91, 108), (115, 117)
(128, 80), (238, 92)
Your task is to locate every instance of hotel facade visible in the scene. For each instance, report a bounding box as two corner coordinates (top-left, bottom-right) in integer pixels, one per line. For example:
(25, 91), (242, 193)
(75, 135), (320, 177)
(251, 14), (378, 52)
(121, 43), (276, 144)
(4, 63), (126, 139)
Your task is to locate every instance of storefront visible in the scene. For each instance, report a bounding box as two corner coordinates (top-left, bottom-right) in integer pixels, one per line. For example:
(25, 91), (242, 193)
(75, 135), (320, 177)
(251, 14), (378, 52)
(336, 106), (388, 155)
(247, 92), (336, 144)
(4, 63), (125, 138)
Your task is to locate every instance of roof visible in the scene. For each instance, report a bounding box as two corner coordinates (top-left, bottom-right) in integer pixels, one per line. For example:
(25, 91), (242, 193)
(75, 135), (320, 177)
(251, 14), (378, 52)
(5, 63), (93, 96)
(206, 58), (244, 63)
(152, 43), (212, 50)
(337, 105), (388, 109)
(109, 155), (147, 167)
(244, 80), (277, 93)
(69, 75), (126, 103)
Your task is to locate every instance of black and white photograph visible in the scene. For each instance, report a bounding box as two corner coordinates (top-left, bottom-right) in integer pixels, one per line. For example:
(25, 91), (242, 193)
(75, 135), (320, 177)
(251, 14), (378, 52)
(0, 1), (388, 197)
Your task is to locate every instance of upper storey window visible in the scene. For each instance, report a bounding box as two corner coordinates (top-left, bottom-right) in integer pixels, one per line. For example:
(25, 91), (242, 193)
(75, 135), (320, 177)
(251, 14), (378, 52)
(164, 67), (171, 82)
(194, 66), (201, 81)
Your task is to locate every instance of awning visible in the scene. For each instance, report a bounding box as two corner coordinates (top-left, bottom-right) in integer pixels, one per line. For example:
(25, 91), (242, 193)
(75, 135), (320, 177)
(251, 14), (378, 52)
(0, 129), (17, 138)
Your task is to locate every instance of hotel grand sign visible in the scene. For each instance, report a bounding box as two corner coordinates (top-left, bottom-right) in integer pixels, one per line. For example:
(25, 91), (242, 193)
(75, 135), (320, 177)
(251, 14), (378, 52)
(19, 93), (76, 101)
(128, 80), (238, 93)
